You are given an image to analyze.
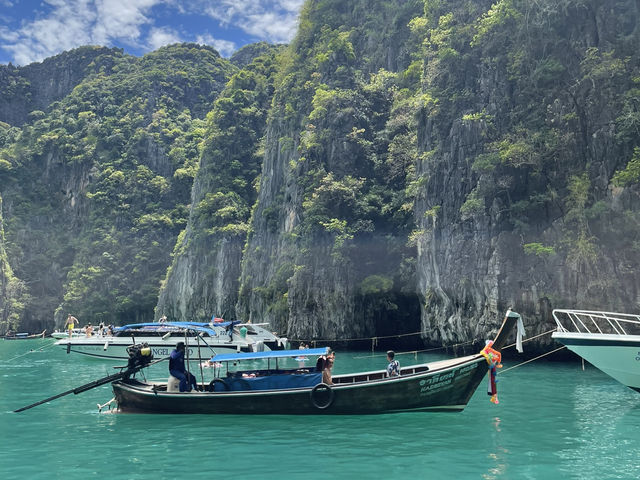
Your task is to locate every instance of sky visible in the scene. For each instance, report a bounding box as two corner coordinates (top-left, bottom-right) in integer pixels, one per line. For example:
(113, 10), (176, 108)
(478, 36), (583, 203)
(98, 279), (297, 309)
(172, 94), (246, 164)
(0, 0), (305, 66)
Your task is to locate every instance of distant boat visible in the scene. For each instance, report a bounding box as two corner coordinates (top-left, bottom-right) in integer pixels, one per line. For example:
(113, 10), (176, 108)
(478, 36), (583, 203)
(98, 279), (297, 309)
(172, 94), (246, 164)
(552, 309), (640, 393)
(54, 321), (287, 361)
(109, 310), (521, 414)
(2, 330), (47, 340)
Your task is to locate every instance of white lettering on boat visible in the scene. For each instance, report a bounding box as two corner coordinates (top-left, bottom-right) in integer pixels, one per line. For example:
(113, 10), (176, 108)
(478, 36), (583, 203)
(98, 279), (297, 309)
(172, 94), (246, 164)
(418, 363), (478, 396)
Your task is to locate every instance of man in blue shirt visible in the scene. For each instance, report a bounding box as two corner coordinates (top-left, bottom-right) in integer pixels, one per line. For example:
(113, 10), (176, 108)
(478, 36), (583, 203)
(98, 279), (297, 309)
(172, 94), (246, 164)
(169, 342), (199, 392)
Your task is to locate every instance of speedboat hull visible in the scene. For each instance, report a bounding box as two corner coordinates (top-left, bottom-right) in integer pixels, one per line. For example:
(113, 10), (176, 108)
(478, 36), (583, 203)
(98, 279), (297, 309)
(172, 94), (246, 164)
(55, 337), (250, 361)
(552, 309), (640, 393)
(552, 332), (640, 392)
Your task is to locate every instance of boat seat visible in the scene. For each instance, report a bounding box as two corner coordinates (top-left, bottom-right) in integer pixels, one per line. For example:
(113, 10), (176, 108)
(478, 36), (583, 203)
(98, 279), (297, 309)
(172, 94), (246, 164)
(167, 375), (180, 392)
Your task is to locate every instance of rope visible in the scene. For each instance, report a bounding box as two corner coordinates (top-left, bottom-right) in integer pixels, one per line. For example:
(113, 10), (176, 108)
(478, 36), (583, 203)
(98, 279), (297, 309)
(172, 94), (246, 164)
(4, 339), (57, 363)
(290, 330), (424, 344)
(502, 328), (557, 350)
(353, 339), (476, 359)
(499, 346), (567, 375)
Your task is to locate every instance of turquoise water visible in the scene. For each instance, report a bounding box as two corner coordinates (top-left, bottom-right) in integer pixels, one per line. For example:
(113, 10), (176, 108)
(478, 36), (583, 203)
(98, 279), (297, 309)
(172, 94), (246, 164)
(1, 340), (639, 479)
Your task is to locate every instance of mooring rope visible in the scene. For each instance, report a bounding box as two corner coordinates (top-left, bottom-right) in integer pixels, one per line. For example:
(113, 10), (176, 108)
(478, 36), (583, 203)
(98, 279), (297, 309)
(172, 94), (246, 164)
(499, 346), (567, 375)
(502, 328), (557, 350)
(353, 339), (476, 359)
(4, 339), (57, 363)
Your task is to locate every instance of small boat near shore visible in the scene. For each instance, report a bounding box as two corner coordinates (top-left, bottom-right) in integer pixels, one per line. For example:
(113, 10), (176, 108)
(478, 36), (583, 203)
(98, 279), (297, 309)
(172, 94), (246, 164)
(2, 330), (47, 340)
(552, 309), (640, 393)
(54, 321), (287, 361)
(109, 310), (521, 414)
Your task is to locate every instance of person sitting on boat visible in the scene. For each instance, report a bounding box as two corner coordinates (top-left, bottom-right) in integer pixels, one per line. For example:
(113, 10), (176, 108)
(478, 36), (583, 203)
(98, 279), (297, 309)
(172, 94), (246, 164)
(85, 323), (93, 337)
(322, 357), (334, 385)
(64, 314), (78, 338)
(169, 342), (199, 392)
(386, 350), (400, 377)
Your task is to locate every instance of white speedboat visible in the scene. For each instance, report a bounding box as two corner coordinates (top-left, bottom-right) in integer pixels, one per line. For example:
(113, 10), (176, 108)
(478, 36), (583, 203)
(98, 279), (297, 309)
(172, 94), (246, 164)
(51, 328), (86, 339)
(552, 309), (640, 392)
(54, 321), (288, 361)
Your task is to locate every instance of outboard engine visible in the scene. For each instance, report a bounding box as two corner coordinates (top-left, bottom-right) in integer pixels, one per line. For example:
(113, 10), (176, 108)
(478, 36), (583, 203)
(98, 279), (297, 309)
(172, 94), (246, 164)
(126, 342), (153, 371)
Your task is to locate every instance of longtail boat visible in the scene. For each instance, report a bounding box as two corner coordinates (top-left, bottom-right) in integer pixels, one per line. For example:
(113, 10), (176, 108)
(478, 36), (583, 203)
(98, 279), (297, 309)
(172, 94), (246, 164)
(2, 330), (46, 340)
(109, 310), (521, 414)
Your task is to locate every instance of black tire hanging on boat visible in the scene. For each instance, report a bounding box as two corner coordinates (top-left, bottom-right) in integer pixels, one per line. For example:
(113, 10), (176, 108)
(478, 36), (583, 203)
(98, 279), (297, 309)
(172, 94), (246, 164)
(310, 383), (334, 409)
(209, 378), (229, 392)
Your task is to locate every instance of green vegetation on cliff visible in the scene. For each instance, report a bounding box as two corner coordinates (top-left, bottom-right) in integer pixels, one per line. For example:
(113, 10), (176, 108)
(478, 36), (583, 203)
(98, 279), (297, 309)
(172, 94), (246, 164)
(1, 0), (639, 343)
(0, 44), (235, 326)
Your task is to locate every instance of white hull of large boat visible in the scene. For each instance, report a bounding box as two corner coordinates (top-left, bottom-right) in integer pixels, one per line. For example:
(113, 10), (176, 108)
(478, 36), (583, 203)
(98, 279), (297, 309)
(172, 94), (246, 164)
(54, 337), (271, 361)
(552, 332), (640, 391)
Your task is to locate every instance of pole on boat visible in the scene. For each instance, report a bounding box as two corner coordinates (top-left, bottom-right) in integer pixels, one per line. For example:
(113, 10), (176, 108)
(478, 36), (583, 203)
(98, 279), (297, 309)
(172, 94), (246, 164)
(197, 334), (205, 387)
(14, 371), (125, 413)
(14, 350), (167, 413)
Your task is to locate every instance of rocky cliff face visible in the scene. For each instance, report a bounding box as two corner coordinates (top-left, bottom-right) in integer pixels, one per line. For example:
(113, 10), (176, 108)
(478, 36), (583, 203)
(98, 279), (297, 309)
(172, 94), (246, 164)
(415, 0), (640, 346)
(237, 0), (424, 340)
(0, 46), (123, 126)
(156, 46), (282, 322)
(0, 194), (27, 332)
(0, 44), (236, 329)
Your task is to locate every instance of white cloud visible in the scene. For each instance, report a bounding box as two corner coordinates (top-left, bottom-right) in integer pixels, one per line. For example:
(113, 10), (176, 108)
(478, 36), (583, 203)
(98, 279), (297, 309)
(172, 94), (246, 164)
(201, 0), (303, 43)
(195, 33), (236, 58)
(1, 0), (164, 65)
(0, 0), (305, 65)
(147, 26), (182, 50)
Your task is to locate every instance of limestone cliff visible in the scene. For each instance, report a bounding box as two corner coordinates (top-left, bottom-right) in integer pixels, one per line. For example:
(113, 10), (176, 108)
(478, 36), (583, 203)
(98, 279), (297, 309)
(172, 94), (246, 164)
(415, 0), (640, 346)
(237, 0), (424, 340)
(0, 194), (27, 333)
(156, 46), (283, 321)
(0, 46), (124, 127)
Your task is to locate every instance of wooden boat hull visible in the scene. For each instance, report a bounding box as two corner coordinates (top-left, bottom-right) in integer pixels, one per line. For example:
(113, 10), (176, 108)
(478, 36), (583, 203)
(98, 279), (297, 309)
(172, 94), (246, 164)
(2, 331), (47, 340)
(112, 354), (490, 414)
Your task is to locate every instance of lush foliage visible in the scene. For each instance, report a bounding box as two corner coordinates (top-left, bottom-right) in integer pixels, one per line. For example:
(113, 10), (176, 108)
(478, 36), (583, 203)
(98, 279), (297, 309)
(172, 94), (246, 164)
(0, 44), (235, 326)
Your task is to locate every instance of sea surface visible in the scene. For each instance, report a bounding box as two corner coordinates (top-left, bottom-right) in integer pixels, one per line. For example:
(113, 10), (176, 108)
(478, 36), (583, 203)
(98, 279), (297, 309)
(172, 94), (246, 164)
(1, 339), (639, 479)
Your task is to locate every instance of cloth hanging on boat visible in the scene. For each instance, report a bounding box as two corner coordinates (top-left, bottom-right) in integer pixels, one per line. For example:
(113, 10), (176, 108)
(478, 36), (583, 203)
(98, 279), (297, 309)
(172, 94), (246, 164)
(516, 314), (526, 353)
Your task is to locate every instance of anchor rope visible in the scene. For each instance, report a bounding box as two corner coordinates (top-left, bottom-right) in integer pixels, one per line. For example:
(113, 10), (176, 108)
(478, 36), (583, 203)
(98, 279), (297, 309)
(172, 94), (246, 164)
(4, 339), (57, 363)
(498, 346), (567, 374)
(501, 328), (557, 350)
(353, 340), (476, 359)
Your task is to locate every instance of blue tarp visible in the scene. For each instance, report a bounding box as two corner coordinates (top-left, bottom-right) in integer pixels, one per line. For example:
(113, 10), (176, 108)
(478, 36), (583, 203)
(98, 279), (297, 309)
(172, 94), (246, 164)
(214, 372), (322, 392)
(211, 347), (329, 363)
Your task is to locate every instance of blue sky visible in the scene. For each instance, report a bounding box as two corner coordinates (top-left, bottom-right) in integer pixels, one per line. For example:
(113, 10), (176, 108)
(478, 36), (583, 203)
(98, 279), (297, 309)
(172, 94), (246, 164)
(0, 0), (305, 66)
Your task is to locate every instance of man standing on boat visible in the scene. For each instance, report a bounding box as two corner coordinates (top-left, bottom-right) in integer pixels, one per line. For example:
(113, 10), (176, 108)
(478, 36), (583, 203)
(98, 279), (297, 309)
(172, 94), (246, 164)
(169, 342), (199, 392)
(64, 314), (78, 338)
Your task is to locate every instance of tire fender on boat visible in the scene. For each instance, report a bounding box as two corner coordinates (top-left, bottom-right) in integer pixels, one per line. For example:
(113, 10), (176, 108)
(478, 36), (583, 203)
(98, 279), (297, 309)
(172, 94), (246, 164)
(310, 383), (334, 409)
(209, 378), (229, 392)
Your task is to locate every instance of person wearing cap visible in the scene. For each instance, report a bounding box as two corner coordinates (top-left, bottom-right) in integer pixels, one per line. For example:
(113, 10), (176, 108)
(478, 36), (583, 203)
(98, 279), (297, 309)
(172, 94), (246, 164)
(169, 342), (199, 392)
(386, 350), (400, 377)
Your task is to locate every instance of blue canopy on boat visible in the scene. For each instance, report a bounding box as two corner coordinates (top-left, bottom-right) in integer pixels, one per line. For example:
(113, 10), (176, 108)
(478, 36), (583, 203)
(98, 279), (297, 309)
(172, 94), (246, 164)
(115, 321), (226, 336)
(211, 347), (329, 363)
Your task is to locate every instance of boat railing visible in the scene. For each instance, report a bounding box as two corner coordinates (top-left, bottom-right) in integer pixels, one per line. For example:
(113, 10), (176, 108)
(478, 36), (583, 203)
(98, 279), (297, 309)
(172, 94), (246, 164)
(552, 309), (640, 336)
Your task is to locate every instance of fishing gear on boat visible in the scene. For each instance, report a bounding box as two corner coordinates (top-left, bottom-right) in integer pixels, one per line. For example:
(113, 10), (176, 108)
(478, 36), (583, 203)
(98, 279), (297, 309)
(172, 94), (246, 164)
(14, 342), (163, 413)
